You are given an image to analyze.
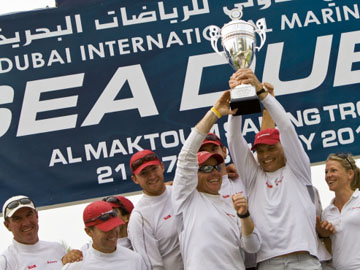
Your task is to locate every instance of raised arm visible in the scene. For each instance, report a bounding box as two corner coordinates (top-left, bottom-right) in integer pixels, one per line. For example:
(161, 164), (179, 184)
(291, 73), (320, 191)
(231, 69), (311, 186)
(172, 91), (236, 213)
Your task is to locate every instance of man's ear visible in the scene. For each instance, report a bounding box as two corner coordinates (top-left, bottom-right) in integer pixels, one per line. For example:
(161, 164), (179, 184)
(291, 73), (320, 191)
(85, 227), (92, 237)
(131, 174), (139, 184)
(160, 162), (165, 173)
(4, 220), (11, 232)
(222, 146), (227, 157)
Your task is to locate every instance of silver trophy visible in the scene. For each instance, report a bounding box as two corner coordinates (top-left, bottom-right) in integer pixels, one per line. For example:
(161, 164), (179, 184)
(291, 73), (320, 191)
(210, 7), (266, 115)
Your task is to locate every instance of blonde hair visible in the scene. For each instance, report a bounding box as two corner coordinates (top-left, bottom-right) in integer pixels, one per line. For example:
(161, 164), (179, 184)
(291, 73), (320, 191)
(327, 153), (360, 190)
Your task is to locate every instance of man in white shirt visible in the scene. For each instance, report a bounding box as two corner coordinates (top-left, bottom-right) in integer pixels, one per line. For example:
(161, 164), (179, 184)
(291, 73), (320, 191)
(127, 150), (183, 270)
(172, 90), (261, 270)
(0, 195), (67, 269)
(227, 69), (321, 269)
(62, 200), (146, 270)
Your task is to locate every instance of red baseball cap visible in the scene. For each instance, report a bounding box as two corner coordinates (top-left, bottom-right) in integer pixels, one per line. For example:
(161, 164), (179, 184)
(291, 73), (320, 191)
(130, 150), (161, 175)
(106, 196), (134, 214)
(83, 201), (124, 232)
(251, 128), (280, 150)
(197, 151), (224, 165)
(201, 133), (223, 147)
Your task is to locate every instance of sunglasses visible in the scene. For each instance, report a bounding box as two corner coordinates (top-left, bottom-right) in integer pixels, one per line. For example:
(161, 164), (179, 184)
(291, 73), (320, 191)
(198, 164), (222, 173)
(205, 134), (222, 145)
(5, 198), (34, 217)
(131, 153), (159, 172)
(334, 153), (353, 170)
(85, 210), (117, 224)
(102, 196), (128, 211)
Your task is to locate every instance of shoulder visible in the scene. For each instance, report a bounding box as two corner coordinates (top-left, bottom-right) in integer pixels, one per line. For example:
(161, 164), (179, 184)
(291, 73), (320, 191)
(38, 240), (66, 257)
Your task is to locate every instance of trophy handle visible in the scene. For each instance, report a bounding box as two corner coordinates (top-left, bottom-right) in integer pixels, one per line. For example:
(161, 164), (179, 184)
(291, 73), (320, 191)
(209, 25), (223, 56)
(254, 18), (267, 51)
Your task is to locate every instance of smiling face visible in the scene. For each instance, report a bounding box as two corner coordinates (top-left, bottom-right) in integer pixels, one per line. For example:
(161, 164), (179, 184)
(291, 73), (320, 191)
(255, 143), (286, 172)
(325, 159), (354, 192)
(4, 207), (39, 245)
(197, 157), (223, 195)
(86, 226), (119, 253)
(131, 164), (166, 196)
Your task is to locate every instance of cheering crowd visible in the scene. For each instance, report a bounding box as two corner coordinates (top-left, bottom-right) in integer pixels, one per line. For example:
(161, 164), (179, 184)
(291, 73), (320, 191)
(1, 69), (359, 270)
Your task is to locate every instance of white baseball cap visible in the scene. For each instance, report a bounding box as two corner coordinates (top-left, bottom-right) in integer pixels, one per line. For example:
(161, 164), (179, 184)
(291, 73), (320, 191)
(2, 195), (36, 220)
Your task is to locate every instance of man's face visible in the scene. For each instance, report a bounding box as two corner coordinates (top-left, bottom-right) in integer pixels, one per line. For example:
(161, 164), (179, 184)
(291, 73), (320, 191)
(131, 164), (166, 196)
(86, 226), (119, 253)
(255, 143), (286, 172)
(197, 157), (222, 195)
(4, 207), (39, 245)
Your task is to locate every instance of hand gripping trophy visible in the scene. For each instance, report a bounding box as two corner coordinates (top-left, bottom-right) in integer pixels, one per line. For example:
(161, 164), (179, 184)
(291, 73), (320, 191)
(210, 7), (267, 115)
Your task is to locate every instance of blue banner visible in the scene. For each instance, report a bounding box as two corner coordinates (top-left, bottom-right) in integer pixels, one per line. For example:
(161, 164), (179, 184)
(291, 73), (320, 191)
(0, 0), (359, 208)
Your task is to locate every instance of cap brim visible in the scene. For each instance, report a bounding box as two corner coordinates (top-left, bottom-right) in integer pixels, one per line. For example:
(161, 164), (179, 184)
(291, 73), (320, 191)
(251, 139), (279, 151)
(95, 216), (124, 232)
(6, 205), (36, 218)
(198, 152), (224, 165)
(133, 160), (161, 175)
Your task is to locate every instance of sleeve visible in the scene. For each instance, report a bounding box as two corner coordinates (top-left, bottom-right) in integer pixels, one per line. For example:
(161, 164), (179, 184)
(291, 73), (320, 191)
(0, 251), (15, 270)
(227, 114), (261, 192)
(262, 94), (312, 186)
(240, 227), (262, 254)
(127, 210), (164, 270)
(0, 255), (9, 270)
(171, 128), (206, 215)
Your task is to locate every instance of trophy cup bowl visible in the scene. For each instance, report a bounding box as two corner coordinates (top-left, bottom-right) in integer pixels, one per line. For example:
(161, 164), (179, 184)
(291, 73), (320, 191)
(210, 8), (266, 115)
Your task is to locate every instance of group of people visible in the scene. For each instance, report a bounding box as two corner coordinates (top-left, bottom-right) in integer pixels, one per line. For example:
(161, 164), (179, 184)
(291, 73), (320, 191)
(1, 69), (359, 269)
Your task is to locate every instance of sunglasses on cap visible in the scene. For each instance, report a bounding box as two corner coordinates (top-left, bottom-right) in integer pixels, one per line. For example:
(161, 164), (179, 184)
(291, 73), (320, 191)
(5, 198), (34, 217)
(85, 210), (118, 224)
(102, 196), (128, 212)
(131, 153), (158, 172)
(334, 152), (353, 170)
(198, 164), (222, 173)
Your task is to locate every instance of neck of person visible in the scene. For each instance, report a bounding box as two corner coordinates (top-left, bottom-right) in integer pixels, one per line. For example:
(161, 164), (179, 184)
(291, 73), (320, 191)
(334, 187), (354, 211)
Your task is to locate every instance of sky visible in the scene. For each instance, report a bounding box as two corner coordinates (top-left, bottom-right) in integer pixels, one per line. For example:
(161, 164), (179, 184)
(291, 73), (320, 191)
(0, 0), (359, 254)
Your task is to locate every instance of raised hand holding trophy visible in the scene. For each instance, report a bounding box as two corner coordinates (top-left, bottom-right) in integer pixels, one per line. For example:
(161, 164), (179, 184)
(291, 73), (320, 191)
(210, 7), (266, 115)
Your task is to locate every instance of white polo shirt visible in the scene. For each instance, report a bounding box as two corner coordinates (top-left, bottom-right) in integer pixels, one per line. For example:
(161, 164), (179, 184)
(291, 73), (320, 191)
(322, 189), (360, 270)
(127, 186), (183, 270)
(227, 94), (319, 263)
(0, 239), (65, 270)
(62, 245), (146, 270)
(172, 129), (261, 270)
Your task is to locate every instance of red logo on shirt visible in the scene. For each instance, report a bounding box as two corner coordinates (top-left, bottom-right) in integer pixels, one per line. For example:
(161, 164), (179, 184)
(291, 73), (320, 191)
(47, 260), (58, 264)
(27, 265), (36, 269)
(265, 180), (273, 188)
(225, 212), (236, 218)
(163, 214), (171, 220)
(222, 195), (230, 198)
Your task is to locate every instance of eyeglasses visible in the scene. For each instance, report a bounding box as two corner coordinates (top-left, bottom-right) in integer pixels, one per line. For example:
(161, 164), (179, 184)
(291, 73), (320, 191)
(85, 210), (117, 224)
(334, 153), (353, 170)
(5, 198), (34, 217)
(198, 164), (222, 173)
(205, 134), (222, 145)
(131, 153), (159, 172)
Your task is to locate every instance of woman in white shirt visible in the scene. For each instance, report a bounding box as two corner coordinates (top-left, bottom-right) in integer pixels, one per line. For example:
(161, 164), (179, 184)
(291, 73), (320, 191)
(319, 153), (360, 270)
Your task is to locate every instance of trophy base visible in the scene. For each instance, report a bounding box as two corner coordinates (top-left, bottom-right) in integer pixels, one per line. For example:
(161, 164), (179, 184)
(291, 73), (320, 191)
(230, 84), (261, 115)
